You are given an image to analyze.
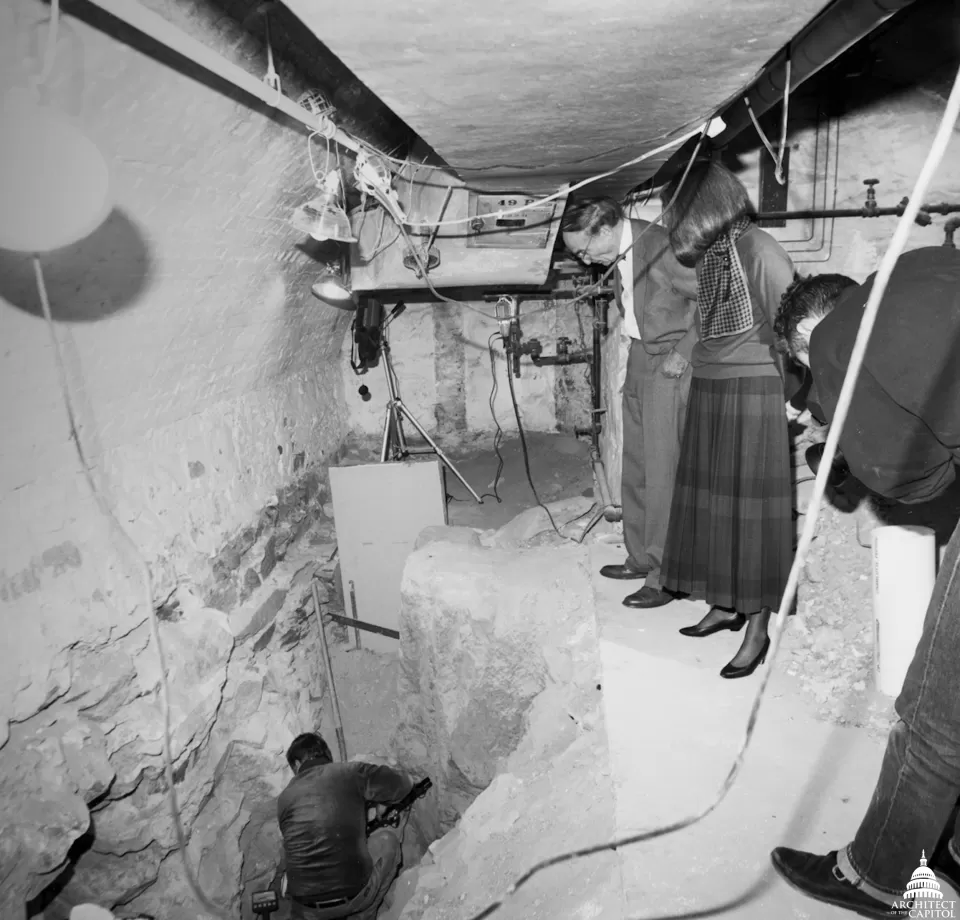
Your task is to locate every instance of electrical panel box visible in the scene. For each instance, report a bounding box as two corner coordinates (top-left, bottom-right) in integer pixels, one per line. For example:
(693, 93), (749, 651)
(348, 184), (567, 291)
(466, 192), (559, 249)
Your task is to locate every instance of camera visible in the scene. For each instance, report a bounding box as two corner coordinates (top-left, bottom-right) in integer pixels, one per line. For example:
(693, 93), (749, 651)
(251, 889), (279, 917)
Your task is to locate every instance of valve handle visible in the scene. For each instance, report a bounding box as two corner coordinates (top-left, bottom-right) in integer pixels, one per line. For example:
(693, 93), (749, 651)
(863, 178), (879, 187)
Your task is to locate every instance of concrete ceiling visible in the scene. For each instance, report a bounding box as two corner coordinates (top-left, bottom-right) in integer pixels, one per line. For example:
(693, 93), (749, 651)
(282, 0), (831, 196)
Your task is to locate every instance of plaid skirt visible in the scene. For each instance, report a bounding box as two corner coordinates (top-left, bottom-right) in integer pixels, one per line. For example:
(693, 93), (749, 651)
(661, 375), (792, 614)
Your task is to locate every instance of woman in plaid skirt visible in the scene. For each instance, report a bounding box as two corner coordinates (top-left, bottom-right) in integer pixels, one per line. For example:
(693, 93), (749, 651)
(657, 158), (795, 679)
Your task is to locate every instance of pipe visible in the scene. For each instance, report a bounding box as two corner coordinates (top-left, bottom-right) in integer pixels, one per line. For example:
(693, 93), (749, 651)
(348, 579), (362, 650)
(713, 0), (917, 147)
(944, 217), (960, 248)
(329, 614), (400, 641)
(758, 201), (932, 225)
(530, 351), (592, 367)
(311, 579), (348, 763)
(84, 0), (377, 165)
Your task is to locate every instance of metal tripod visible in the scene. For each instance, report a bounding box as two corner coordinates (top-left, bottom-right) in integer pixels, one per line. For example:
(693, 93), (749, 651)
(377, 326), (483, 504)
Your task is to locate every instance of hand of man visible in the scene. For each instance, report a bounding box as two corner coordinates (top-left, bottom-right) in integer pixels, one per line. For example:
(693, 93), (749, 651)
(350, 753), (395, 767)
(661, 350), (688, 379)
(785, 401), (803, 422)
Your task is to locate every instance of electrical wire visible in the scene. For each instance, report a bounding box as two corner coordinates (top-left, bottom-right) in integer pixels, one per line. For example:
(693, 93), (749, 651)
(349, 123), (706, 248)
(362, 123), (709, 326)
(358, 125), (708, 174)
(457, 57), (960, 920)
(33, 259), (231, 920)
(502, 350), (567, 541)
(35, 0), (61, 87)
(483, 332), (506, 504)
(401, 126), (705, 230)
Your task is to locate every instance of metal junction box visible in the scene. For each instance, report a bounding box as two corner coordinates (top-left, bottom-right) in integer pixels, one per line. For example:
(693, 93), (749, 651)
(466, 192), (559, 249)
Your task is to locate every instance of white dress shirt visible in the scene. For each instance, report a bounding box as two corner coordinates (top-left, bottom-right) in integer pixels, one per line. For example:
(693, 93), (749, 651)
(617, 220), (642, 341)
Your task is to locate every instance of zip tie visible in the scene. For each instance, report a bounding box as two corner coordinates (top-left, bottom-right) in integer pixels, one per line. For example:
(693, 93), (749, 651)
(262, 15), (282, 107)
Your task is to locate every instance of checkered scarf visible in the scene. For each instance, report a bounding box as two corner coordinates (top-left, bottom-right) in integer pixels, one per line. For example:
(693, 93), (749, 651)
(697, 217), (754, 341)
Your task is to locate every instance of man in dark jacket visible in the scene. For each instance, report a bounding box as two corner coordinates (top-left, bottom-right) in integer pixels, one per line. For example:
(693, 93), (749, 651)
(562, 198), (698, 608)
(278, 733), (416, 919)
(770, 246), (960, 917)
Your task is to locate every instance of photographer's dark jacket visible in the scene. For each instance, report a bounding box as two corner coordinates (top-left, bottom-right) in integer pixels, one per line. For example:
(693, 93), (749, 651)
(809, 246), (960, 504)
(278, 759), (413, 901)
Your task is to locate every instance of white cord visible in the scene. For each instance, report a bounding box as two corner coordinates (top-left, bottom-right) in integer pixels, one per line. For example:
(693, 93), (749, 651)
(384, 125), (704, 231)
(33, 0), (61, 88)
(33, 258), (232, 920)
(744, 51), (792, 187)
(460, 56), (960, 920)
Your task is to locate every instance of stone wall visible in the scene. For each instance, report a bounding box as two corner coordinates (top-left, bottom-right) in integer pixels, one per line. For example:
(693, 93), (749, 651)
(341, 300), (594, 445)
(0, 0), (355, 914)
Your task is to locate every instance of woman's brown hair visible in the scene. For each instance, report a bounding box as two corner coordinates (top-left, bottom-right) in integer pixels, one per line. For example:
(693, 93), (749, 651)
(660, 159), (756, 267)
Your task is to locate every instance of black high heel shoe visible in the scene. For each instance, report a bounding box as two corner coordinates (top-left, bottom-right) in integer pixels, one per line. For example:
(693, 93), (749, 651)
(720, 636), (771, 680)
(679, 609), (747, 638)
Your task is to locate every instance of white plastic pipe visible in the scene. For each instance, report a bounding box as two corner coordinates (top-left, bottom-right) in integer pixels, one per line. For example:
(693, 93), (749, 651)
(873, 525), (937, 697)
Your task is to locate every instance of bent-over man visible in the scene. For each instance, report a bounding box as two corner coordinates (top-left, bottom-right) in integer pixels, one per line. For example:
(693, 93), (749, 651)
(770, 246), (960, 916)
(562, 197), (698, 608)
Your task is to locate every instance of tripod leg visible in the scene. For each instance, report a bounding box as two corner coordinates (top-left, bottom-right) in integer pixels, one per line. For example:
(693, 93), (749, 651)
(394, 401), (484, 503)
(380, 403), (393, 462)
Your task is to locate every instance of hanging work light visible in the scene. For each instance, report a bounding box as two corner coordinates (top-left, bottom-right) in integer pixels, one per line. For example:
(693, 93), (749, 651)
(0, 89), (112, 253)
(311, 262), (353, 305)
(291, 169), (356, 243)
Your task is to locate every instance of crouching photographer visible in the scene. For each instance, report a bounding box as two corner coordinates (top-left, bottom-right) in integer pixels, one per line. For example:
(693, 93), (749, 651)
(769, 246), (960, 917)
(276, 733), (427, 920)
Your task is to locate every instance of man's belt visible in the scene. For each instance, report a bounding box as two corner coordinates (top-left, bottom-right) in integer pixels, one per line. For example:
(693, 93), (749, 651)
(292, 893), (353, 910)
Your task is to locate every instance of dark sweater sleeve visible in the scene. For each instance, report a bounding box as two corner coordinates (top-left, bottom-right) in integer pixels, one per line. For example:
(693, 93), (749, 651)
(354, 763), (414, 805)
(812, 340), (956, 504)
(742, 232), (795, 327)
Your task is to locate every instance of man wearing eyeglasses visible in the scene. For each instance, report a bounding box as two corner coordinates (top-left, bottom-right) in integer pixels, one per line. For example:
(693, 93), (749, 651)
(561, 197), (698, 609)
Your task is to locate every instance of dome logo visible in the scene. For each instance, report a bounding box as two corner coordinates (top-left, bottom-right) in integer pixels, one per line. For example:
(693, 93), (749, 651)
(890, 852), (956, 919)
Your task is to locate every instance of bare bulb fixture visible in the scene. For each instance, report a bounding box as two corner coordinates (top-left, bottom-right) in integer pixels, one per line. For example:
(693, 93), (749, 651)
(311, 263), (353, 305)
(291, 169), (356, 244)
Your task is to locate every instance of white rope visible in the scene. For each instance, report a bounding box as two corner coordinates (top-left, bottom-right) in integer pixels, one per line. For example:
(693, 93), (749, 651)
(34, 258), (232, 920)
(744, 49), (792, 187)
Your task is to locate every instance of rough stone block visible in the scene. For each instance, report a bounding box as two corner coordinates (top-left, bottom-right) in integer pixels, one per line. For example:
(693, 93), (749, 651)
(413, 525), (483, 551)
(240, 567), (262, 602)
(392, 534), (601, 836)
(235, 588), (289, 641)
(260, 535), (278, 579)
(482, 495), (595, 549)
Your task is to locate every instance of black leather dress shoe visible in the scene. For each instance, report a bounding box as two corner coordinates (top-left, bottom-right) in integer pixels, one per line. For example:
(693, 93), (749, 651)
(770, 848), (901, 919)
(679, 609), (747, 638)
(600, 564), (649, 580)
(622, 586), (674, 608)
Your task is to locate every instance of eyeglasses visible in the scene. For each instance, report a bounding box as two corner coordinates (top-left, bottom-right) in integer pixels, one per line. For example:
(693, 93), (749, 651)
(570, 239), (595, 263)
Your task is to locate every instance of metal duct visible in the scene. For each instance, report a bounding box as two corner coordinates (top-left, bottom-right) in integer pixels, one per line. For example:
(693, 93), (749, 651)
(712, 0), (917, 146)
